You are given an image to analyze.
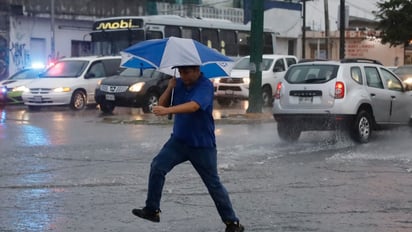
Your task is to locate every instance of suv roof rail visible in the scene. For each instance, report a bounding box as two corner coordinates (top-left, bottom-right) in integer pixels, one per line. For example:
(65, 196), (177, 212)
(298, 58), (328, 63)
(340, 58), (382, 65)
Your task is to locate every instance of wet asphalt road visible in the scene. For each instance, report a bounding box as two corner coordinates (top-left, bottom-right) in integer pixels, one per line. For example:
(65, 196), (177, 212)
(0, 104), (411, 232)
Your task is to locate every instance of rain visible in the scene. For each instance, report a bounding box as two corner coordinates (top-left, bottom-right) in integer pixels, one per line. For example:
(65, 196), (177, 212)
(1, 104), (411, 231)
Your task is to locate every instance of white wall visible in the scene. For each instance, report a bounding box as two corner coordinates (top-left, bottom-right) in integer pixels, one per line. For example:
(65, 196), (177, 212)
(9, 16), (92, 74)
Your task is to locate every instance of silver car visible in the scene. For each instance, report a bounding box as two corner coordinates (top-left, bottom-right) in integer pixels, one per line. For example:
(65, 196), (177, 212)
(272, 59), (412, 143)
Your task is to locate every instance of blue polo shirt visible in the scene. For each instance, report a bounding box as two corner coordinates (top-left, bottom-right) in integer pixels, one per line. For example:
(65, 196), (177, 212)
(171, 75), (216, 148)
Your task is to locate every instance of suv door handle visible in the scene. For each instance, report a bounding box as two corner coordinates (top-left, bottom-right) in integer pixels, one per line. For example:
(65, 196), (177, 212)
(370, 93), (376, 97)
(391, 96), (396, 99)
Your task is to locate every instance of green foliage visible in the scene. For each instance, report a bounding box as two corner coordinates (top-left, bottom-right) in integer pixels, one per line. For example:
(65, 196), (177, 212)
(375, 0), (412, 46)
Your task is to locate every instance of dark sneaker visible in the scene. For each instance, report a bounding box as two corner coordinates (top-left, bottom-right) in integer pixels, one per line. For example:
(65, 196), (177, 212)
(132, 207), (161, 223)
(225, 221), (244, 232)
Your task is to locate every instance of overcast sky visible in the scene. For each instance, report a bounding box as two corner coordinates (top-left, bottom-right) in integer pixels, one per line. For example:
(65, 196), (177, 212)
(306, 0), (380, 31)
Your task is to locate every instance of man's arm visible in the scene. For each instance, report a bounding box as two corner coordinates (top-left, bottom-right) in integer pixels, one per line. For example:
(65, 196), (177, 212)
(153, 101), (200, 116)
(158, 77), (176, 107)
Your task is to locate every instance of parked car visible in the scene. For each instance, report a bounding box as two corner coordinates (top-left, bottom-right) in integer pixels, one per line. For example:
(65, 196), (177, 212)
(392, 65), (412, 88)
(95, 68), (172, 113)
(272, 58), (412, 143)
(214, 54), (298, 107)
(0, 68), (43, 105)
(21, 56), (121, 111)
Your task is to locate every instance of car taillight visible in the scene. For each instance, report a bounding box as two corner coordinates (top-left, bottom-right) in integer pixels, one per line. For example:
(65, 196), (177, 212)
(335, 81), (345, 99)
(275, 82), (282, 99)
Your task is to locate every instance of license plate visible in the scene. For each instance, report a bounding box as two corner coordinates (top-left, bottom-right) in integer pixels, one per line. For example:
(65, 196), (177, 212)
(225, 90), (234, 95)
(33, 96), (42, 102)
(105, 94), (115, 101)
(298, 97), (313, 104)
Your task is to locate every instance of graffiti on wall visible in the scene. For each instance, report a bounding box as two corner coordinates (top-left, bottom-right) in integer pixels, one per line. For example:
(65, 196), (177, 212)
(10, 42), (30, 70)
(0, 36), (9, 80)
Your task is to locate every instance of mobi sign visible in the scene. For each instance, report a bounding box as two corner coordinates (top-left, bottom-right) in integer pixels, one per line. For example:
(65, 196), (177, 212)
(93, 19), (143, 30)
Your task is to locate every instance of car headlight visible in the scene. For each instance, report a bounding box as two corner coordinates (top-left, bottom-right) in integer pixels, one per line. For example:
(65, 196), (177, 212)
(211, 78), (221, 84)
(12, 86), (28, 92)
(53, 87), (71, 92)
(129, 82), (145, 92)
(1, 86), (6, 94)
(243, 77), (250, 85)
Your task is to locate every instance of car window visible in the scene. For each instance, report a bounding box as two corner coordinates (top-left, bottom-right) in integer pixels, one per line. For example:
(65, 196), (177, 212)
(273, 59), (285, 72)
(43, 61), (88, 78)
(87, 61), (105, 78)
(262, 59), (273, 71)
(380, 68), (403, 91)
(286, 58), (297, 67)
(365, 66), (384, 89)
(285, 64), (338, 84)
(351, 66), (363, 84)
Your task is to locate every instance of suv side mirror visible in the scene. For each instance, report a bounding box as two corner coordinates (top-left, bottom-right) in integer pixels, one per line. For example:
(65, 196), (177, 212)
(85, 73), (96, 79)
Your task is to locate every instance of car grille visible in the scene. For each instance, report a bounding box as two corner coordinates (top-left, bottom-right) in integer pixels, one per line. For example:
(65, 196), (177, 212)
(29, 88), (53, 94)
(218, 86), (242, 91)
(100, 85), (129, 93)
(219, 78), (244, 84)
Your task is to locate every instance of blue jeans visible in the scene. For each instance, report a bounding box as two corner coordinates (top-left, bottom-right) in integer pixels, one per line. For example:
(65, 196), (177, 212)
(145, 136), (239, 223)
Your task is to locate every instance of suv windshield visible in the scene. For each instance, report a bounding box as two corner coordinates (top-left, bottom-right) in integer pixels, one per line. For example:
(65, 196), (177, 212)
(42, 61), (88, 78)
(285, 64), (339, 84)
(234, 58), (273, 71)
(120, 68), (154, 77)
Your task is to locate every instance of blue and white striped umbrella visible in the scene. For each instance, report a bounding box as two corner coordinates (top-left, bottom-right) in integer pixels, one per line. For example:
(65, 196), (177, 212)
(120, 36), (234, 78)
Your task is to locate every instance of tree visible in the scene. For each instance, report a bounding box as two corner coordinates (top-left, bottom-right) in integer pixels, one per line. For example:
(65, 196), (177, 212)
(375, 0), (412, 47)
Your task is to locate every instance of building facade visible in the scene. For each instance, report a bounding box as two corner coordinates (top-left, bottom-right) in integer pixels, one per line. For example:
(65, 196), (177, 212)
(0, 0), (147, 79)
(0, 0), (403, 81)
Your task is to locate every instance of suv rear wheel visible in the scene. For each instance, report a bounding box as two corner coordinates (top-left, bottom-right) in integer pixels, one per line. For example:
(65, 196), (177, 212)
(277, 120), (301, 142)
(262, 85), (273, 107)
(350, 110), (372, 143)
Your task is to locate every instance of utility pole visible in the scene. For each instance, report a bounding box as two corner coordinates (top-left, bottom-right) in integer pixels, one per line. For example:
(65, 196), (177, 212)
(50, 0), (55, 62)
(301, 0), (314, 59)
(302, 0), (308, 59)
(247, 0), (264, 113)
(339, 0), (345, 59)
(324, 0), (329, 59)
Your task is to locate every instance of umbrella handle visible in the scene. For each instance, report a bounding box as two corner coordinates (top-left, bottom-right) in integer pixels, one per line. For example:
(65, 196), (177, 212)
(167, 87), (174, 120)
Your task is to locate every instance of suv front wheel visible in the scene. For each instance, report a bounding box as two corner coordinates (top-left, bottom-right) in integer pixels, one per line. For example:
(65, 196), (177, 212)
(350, 110), (372, 143)
(99, 103), (115, 114)
(143, 92), (159, 113)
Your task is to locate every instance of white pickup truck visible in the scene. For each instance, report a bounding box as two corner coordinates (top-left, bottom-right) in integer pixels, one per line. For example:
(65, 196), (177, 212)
(214, 54), (298, 106)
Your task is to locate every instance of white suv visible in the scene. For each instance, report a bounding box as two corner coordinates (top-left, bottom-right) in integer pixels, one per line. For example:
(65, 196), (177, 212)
(22, 56), (121, 111)
(214, 54), (298, 106)
(273, 59), (412, 143)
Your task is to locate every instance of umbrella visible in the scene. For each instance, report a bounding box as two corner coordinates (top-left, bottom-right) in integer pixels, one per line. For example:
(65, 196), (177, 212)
(120, 36), (234, 78)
